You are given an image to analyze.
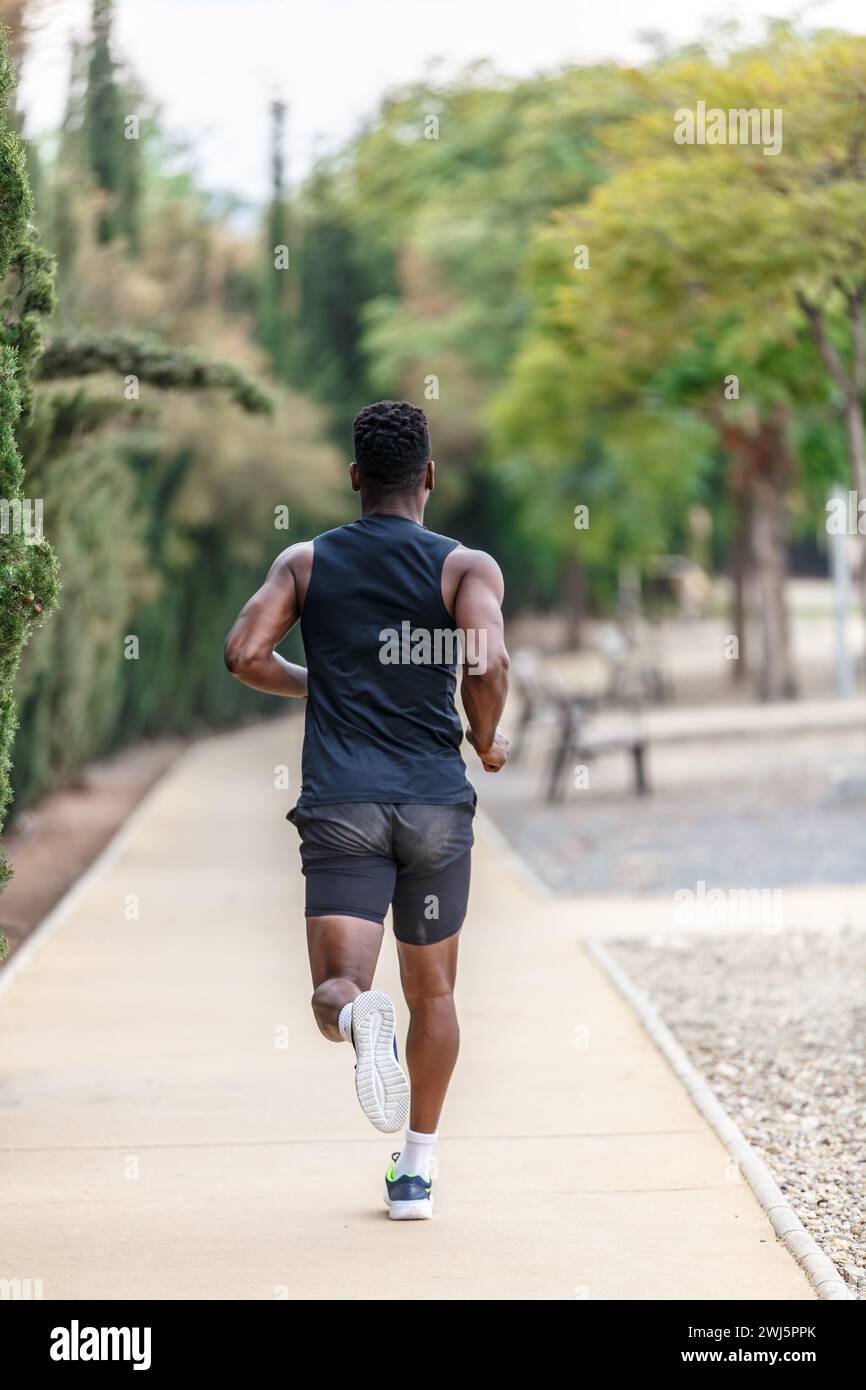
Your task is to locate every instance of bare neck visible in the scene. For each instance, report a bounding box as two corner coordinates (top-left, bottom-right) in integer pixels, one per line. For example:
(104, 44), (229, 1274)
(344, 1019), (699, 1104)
(360, 492), (427, 525)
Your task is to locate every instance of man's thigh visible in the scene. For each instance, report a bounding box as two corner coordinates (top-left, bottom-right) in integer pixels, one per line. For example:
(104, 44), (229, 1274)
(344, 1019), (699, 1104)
(306, 914), (385, 991)
(390, 802), (475, 946)
(290, 801), (397, 927)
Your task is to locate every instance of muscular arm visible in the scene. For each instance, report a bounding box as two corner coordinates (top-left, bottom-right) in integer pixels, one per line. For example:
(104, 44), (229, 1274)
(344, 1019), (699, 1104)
(453, 550), (510, 771)
(223, 545), (309, 697)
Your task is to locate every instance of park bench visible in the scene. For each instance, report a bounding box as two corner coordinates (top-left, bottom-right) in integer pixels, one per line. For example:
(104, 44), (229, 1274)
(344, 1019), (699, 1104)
(597, 621), (673, 706)
(510, 646), (652, 803)
(545, 694), (650, 802)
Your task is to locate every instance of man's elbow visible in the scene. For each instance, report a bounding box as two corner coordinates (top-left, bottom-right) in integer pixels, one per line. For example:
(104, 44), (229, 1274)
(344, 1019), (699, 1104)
(224, 637), (255, 679)
(488, 644), (509, 678)
(471, 648), (509, 683)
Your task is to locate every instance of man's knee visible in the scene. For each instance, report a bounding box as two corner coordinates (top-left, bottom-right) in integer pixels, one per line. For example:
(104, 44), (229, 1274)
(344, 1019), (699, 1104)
(398, 929), (459, 1010)
(311, 975), (359, 1010)
(402, 978), (455, 1012)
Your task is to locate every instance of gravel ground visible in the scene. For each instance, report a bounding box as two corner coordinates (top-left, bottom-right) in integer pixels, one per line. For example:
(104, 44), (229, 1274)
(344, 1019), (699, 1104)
(486, 769), (866, 895)
(479, 728), (866, 896)
(608, 927), (866, 1297)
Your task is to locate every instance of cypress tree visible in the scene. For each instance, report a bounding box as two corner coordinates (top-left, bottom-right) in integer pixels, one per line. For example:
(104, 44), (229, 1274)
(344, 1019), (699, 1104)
(257, 99), (295, 380)
(0, 23), (59, 955)
(84, 0), (140, 250)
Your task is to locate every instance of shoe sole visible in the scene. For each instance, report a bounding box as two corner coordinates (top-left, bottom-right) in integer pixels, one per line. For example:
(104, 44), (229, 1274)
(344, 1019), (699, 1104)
(384, 1189), (434, 1221)
(352, 990), (409, 1134)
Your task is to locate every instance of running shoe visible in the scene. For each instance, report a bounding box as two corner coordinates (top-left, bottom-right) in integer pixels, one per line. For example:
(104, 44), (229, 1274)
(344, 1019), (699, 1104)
(350, 990), (409, 1133)
(384, 1153), (433, 1220)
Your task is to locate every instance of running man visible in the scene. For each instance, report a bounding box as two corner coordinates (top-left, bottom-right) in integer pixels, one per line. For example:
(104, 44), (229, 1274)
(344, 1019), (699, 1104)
(224, 400), (509, 1220)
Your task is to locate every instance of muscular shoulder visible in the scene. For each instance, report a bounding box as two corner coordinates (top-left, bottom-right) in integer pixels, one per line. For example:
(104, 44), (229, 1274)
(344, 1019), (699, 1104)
(268, 541), (315, 606)
(446, 545), (503, 592)
(269, 541), (313, 575)
(441, 545), (504, 615)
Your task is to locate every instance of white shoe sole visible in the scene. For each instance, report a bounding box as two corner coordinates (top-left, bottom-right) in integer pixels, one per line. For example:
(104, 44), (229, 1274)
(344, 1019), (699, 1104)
(352, 990), (409, 1133)
(384, 1189), (434, 1221)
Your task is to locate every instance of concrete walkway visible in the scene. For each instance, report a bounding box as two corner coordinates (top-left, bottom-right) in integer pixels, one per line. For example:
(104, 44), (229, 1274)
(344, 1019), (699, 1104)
(0, 718), (813, 1300)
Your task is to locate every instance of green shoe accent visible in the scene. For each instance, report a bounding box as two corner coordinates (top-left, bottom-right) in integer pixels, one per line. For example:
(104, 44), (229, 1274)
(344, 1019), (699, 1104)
(385, 1157), (431, 1188)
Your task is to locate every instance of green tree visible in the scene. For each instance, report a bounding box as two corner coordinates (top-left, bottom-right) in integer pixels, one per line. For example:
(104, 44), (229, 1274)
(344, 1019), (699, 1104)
(256, 100), (295, 381)
(5, 10), (343, 825)
(585, 28), (866, 631)
(493, 28), (860, 692)
(292, 163), (370, 430)
(0, 22), (58, 950)
(336, 64), (657, 584)
(37, 330), (273, 415)
(84, 0), (140, 248)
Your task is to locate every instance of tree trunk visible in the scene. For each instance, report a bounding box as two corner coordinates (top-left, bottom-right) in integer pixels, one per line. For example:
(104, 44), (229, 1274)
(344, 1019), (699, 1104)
(749, 466), (796, 701)
(798, 290), (866, 658)
(729, 493), (750, 684)
(844, 396), (866, 620)
(562, 555), (586, 650)
(721, 410), (797, 702)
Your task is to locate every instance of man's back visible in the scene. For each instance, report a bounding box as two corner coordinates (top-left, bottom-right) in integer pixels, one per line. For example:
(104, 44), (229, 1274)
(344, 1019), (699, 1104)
(298, 513), (473, 808)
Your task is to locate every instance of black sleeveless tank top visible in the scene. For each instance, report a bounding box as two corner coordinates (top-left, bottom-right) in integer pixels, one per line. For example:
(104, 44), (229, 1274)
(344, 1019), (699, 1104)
(296, 513), (474, 807)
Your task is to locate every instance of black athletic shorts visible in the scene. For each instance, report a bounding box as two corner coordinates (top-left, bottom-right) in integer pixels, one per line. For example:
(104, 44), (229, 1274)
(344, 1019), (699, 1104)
(286, 799), (476, 945)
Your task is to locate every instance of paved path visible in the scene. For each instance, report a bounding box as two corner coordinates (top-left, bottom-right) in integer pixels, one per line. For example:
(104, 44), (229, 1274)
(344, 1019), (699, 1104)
(0, 718), (813, 1300)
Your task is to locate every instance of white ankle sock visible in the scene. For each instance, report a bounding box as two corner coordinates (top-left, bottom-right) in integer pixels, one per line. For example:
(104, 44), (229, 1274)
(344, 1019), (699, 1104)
(337, 1001), (354, 1042)
(393, 1128), (437, 1180)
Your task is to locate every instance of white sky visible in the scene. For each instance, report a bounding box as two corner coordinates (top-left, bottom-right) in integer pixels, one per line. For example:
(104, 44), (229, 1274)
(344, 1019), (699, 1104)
(18, 0), (866, 204)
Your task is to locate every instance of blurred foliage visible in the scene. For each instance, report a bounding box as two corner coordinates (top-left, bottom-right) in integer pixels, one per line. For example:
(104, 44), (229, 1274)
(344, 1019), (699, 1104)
(488, 26), (866, 691)
(279, 41), (856, 619)
(5, 0), (344, 821)
(38, 331), (274, 415)
(272, 23), (863, 691)
(0, 17), (58, 949)
(279, 63), (659, 590)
